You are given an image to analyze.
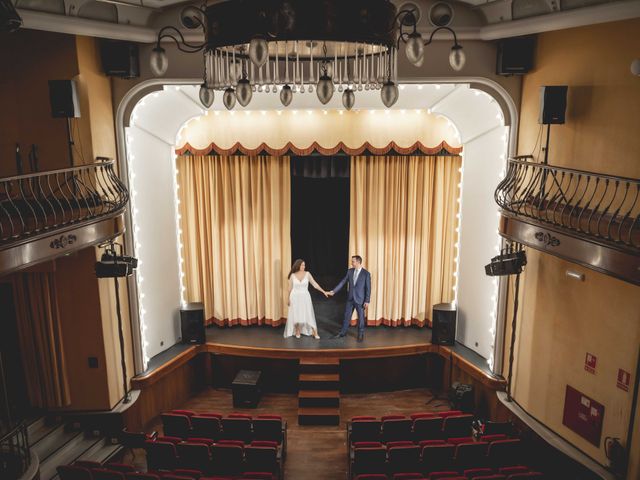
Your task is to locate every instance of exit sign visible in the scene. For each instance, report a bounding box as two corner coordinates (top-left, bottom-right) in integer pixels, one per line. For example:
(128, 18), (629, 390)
(584, 353), (597, 374)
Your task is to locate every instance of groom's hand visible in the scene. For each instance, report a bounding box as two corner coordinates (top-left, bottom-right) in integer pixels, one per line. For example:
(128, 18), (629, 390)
(363, 303), (369, 309)
(328, 291), (334, 297)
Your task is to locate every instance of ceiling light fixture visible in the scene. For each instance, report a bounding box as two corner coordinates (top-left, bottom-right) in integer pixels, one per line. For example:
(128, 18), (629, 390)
(149, 0), (464, 109)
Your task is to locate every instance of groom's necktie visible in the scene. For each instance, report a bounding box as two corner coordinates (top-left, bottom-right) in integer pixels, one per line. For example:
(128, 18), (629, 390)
(354, 269), (359, 284)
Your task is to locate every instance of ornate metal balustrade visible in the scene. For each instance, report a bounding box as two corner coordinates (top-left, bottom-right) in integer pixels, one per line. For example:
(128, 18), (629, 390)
(496, 157), (639, 249)
(0, 421), (30, 479)
(495, 157), (640, 284)
(0, 160), (128, 245)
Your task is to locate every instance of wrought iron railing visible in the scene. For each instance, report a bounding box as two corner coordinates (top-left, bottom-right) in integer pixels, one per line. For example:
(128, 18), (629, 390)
(0, 421), (30, 479)
(495, 157), (640, 250)
(0, 159), (129, 245)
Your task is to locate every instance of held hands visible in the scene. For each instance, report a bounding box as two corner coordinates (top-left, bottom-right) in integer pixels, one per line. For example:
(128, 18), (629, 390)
(327, 291), (335, 297)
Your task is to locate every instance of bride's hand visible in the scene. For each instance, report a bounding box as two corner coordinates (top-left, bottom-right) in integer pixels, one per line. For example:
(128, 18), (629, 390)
(322, 291), (329, 298)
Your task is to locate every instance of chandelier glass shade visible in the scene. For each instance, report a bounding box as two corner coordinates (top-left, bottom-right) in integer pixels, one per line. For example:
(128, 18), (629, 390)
(150, 0), (464, 109)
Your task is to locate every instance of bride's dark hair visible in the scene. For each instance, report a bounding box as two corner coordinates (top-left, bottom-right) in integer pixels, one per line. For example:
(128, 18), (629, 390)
(287, 259), (304, 279)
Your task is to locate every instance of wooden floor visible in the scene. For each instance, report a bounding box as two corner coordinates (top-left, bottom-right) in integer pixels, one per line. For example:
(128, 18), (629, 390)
(128, 387), (453, 480)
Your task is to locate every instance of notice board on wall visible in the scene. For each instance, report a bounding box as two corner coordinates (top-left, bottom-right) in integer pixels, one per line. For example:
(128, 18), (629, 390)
(562, 385), (605, 447)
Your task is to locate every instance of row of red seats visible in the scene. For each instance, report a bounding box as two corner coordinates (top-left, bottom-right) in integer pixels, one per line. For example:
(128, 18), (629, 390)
(354, 467), (544, 479)
(161, 411), (286, 445)
(350, 438), (523, 477)
(348, 413), (476, 444)
(57, 461), (277, 480)
(146, 437), (281, 478)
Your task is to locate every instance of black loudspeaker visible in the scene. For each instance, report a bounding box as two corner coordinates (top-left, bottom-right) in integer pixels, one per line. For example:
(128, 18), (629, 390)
(180, 302), (206, 344)
(48, 80), (80, 118)
(432, 302), (456, 346)
(496, 36), (536, 76)
(100, 40), (140, 79)
(539, 86), (568, 124)
(449, 382), (475, 413)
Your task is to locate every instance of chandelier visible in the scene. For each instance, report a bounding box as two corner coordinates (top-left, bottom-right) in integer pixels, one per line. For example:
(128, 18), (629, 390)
(150, 0), (465, 110)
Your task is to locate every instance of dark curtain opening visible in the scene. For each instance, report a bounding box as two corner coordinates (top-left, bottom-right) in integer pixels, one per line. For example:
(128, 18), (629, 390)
(290, 155), (350, 288)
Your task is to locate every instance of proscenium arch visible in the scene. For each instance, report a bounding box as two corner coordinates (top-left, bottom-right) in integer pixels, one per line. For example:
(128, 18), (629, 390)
(116, 77), (517, 375)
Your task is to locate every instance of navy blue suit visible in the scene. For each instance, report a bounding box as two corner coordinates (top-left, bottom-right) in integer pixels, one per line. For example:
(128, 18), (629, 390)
(332, 268), (371, 335)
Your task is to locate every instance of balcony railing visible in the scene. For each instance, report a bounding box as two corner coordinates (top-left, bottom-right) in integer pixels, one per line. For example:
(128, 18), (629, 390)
(495, 157), (640, 251)
(0, 421), (30, 479)
(0, 160), (129, 245)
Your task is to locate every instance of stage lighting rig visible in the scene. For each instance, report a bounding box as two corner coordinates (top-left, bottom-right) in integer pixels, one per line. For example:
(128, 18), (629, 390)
(95, 243), (138, 278)
(484, 250), (527, 277)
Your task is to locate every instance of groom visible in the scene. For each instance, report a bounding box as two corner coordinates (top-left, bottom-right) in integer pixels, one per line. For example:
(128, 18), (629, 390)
(329, 255), (371, 342)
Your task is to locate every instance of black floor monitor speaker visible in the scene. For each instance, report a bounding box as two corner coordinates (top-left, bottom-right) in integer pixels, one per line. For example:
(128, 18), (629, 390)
(100, 40), (140, 79)
(539, 86), (568, 124)
(432, 302), (456, 346)
(48, 80), (80, 118)
(180, 302), (205, 344)
(496, 36), (535, 76)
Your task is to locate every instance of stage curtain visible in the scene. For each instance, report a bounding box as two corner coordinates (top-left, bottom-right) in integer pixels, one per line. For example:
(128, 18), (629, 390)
(349, 155), (461, 326)
(177, 155), (291, 326)
(12, 272), (71, 408)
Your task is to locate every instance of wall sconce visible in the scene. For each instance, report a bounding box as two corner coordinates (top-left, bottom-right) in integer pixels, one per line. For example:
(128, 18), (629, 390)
(566, 269), (585, 281)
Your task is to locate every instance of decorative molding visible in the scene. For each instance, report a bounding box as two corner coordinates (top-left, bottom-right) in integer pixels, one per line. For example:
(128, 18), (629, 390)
(175, 140), (463, 157)
(49, 234), (77, 249)
(534, 231), (560, 247)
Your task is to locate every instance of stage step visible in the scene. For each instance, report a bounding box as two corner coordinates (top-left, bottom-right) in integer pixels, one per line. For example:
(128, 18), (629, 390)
(298, 390), (340, 408)
(297, 407), (340, 426)
(299, 357), (340, 374)
(297, 359), (341, 424)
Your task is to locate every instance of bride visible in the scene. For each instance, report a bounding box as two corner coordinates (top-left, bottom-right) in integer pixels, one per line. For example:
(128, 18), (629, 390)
(285, 259), (328, 339)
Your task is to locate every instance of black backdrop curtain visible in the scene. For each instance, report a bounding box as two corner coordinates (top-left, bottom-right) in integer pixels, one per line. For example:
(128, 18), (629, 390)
(290, 156), (350, 284)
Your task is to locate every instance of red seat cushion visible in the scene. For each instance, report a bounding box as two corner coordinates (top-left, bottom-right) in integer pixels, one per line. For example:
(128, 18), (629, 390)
(186, 437), (214, 446)
(410, 412), (437, 420)
(171, 410), (196, 417)
(446, 436), (474, 445)
(438, 410), (463, 418)
(381, 415), (406, 422)
(482, 434), (508, 443)
(353, 441), (384, 449)
(156, 436), (182, 444)
(216, 439), (245, 447)
(199, 413), (223, 419)
(250, 440), (279, 448)
(386, 440), (414, 448)
(418, 439), (445, 447)
(429, 472), (460, 479)
(228, 413), (252, 419)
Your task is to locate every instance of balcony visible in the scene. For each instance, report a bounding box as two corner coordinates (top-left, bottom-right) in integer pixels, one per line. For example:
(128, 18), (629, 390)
(0, 160), (129, 275)
(495, 157), (640, 285)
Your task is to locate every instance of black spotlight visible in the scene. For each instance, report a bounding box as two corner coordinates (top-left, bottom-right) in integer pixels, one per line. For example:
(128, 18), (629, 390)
(1, 0), (22, 32)
(95, 244), (138, 278)
(484, 249), (527, 276)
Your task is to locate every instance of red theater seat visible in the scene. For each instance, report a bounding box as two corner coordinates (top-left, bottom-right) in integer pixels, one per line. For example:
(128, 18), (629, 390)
(454, 441), (489, 469)
(162, 413), (193, 438)
(386, 441), (414, 448)
(93, 469), (126, 480)
(211, 444), (244, 477)
(104, 464), (135, 473)
(172, 410), (197, 417)
(428, 472), (460, 479)
(351, 420), (382, 444)
(191, 416), (221, 441)
(388, 444), (421, 474)
(221, 417), (252, 443)
(146, 440), (179, 471)
(352, 446), (387, 476)
(410, 412), (437, 420)
(420, 444), (455, 473)
(186, 437), (215, 446)
(353, 416), (378, 421)
(228, 413), (252, 419)
(354, 441), (384, 448)
(438, 411), (463, 418)
(447, 437), (474, 445)
(464, 468), (494, 478)
(443, 415), (474, 438)
(381, 415), (406, 422)
(487, 439), (522, 468)
(253, 418), (284, 444)
(156, 436), (182, 444)
(245, 445), (279, 474)
(413, 417), (444, 442)
(382, 418), (413, 443)
(57, 465), (93, 480)
(177, 442), (212, 473)
(418, 439), (445, 447)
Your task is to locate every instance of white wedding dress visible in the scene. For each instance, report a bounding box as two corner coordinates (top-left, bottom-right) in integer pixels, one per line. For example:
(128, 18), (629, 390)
(284, 272), (320, 338)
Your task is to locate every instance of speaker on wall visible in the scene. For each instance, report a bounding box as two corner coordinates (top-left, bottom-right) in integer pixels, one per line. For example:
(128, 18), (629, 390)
(496, 36), (535, 76)
(432, 302), (456, 346)
(539, 85), (568, 125)
(100, 40), (140, 79)
(180, 302), (206, 344)
(48, 80), (80, 119)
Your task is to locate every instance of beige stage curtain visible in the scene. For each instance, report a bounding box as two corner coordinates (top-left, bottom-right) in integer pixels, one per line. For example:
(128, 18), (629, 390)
(177, 155), (291, 326)
(13, 272), (71, 408)
(349, 155), (462, 327)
